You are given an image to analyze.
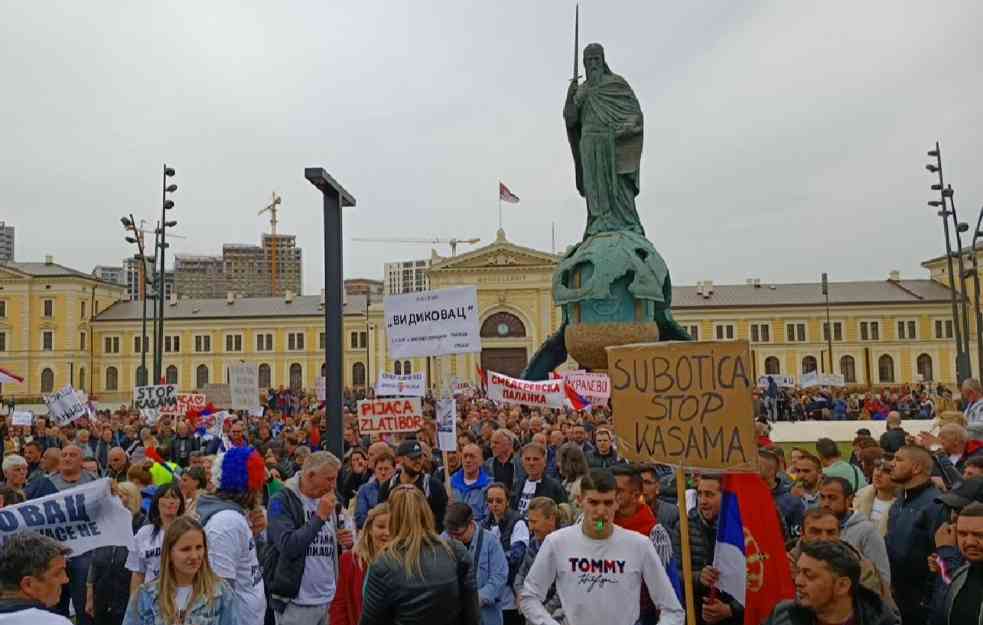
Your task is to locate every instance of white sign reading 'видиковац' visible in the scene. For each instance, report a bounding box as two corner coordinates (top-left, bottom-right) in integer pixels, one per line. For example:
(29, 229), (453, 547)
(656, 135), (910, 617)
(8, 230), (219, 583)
(384, 286), (480, 358)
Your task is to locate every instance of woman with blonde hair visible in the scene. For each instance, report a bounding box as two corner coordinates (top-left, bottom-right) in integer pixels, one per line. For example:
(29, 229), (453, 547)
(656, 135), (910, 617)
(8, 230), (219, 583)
(124, 516), (237, 625)
(329, 503), (390, 625)
(360, 484), (480, 625)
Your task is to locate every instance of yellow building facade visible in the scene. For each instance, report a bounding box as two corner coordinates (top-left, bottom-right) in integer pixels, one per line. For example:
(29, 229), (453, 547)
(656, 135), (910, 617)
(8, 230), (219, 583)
(1, 237), (976, 402)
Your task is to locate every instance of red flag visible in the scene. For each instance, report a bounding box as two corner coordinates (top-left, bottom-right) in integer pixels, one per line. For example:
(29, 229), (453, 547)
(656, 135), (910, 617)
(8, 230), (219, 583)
(499, 181), (520, 203)
(720, 473), (795, 625)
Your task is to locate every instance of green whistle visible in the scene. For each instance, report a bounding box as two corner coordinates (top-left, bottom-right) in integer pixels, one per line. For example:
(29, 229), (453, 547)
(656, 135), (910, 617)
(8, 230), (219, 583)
(595, 520), (604, 531)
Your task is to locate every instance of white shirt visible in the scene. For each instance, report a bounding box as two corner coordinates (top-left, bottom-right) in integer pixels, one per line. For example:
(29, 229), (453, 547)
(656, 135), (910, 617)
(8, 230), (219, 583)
(204, 509), (266, 625)
(870, 497), (892, 523)
(518, 480), (539, 517)
(520, 524), (683, 625)
(0, 608), (73, 625)
(294, 493), (340, 606)
(175, 585), (193, 611)
(966, 399), (983, 425)
(126, 525), (165, 582)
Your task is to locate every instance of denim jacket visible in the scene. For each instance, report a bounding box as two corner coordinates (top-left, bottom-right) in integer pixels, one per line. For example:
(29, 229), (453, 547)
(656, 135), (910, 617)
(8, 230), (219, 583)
(122, 580), (238, 625)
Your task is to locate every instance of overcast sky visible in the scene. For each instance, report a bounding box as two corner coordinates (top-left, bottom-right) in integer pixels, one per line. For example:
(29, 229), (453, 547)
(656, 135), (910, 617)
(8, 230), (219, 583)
(3, 1), (981, 294)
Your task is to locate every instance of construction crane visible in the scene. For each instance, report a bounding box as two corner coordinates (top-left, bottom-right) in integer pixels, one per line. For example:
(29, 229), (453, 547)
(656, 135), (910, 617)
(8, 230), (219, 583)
(258, 192), (282, 294)
(351, 237), (480, 256)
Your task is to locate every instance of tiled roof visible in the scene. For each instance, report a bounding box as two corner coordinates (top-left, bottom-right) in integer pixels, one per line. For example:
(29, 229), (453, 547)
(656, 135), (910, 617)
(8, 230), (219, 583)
(1, 261), (122, 286)
(672, 279), (956, 309)
(93, 294), (368, 322)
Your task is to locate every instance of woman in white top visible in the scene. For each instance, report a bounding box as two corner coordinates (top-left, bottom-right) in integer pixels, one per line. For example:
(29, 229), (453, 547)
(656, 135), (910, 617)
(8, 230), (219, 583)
(127, 482), (186, 595)
(123, 516), (237, 625)
(853, 459), (898, 536)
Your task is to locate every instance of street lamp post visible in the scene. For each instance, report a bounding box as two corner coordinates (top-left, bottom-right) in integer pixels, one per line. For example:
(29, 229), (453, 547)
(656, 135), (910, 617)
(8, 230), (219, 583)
(969, 206), (983, 374)
(156, 165), (177, 384)
(927, 142), (971, 383)
(122, 214), (148, 386)
(305, 167), (356, 459)
(822, 273), (834, 375)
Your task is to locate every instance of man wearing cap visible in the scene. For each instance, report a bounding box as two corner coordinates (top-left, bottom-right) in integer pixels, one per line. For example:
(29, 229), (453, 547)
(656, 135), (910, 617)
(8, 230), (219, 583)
(377, 439), (449, 531)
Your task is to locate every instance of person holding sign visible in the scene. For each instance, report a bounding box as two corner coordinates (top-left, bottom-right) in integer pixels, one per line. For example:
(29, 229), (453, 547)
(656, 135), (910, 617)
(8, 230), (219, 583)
(518, 469), (684, 625)
(0, 532), (73, 625)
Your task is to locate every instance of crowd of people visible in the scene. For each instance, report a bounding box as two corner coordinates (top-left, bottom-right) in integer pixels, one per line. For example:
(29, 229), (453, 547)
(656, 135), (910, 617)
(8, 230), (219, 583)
(0, 375), (981, 625)
(756, 379), (958, 422)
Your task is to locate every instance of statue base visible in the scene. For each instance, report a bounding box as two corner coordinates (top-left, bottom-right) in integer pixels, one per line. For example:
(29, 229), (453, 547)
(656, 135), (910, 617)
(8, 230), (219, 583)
(565, 320), (660, 370)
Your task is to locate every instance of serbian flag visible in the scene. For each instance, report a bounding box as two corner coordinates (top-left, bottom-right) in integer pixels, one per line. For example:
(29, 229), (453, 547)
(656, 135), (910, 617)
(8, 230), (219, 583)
(713, 473), (794, 625)
(564, 382), (591, 411)
(476, 366), (487, 391)
(499, 181), (520, 203)
(0, 367), (24, 385)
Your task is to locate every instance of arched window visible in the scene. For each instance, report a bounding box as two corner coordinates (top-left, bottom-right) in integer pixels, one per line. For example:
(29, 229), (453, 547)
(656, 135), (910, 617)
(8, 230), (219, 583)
(165, 365), (178, 385)
(840, 355), (856, 384)
(352, 362), (366, 387)
(394, 361), (402, 375)
(480, 312), (526, 338)
(196, 364), (209, 389)
(136, 365), (147, 386)
(917, 353), (933, 382)
(106, 366), (118, 391)
(403, 360), (411, 374)
(802, 356), (817, 374)
(289, 363), (302, 391)
(878, 355), (895, 383)
(764, 357), (780, 375)
(40, 368), (54, 393)
(258, 363), (271, 389)
(79, 367), (86, 391)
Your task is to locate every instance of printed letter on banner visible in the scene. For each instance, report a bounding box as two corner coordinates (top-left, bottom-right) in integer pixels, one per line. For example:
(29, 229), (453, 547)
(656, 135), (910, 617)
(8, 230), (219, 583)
(384, 286), (480, 358)
(356, 398), (424, 434)
(376, 372), (427, 397)
(485, 370), (566, 409)
(607, 340), (759, 472)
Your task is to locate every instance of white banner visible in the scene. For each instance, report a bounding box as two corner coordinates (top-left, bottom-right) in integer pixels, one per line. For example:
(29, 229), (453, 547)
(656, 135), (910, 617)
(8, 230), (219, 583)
(757, 374), (796, 388)
(0, 479), (134, 556)
(356, 398), (424, 434)
(44, 385), (87, 426)
(560, 371), (610, 400)
(376, 372), (427, 397)
(11, 411), (33, 427)
(800, 371), (845, 388)
(384, 286), (480, 358)
(436, 397), (457, 451)
(229, 363), (260, 410)
(486, 370), (566, 409)
(315, 377), (326, 402)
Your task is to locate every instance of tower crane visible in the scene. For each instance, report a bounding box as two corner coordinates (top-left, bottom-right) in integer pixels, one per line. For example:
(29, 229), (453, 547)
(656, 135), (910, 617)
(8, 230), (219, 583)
(258, 193), (282, 294)
(351, 236), (480, 256)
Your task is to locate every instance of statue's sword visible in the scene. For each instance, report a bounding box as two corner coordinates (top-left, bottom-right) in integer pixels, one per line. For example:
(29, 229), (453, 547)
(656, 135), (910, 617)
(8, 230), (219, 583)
(572, 3), (580, 82)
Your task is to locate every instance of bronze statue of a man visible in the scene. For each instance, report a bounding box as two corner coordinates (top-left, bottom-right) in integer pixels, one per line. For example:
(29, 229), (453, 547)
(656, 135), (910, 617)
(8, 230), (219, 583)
(564, 43), (644, 238)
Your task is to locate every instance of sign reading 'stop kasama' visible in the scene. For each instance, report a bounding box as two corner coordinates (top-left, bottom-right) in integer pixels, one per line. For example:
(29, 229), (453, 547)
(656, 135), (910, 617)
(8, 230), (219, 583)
(384, 286), (480, 358)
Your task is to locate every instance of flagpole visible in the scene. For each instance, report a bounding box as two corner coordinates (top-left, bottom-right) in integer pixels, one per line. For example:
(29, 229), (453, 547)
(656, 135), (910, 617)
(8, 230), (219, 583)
(498, 196), (502, 231)
(676, 467), (698, 625)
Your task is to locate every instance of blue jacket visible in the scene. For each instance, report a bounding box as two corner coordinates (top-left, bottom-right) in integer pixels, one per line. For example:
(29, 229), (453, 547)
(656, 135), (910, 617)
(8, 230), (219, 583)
(123, 580), (238, 625)
(451, 468), (492, 523)
(443, 524), (508, 625)
(354, 477), (380, 529)
(770, 480), (805, 539)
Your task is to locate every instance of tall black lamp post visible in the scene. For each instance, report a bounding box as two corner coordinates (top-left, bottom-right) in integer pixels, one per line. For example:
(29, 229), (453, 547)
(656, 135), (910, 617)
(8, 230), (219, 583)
(122, 214), (149, 386)
(155, 165), (177, 383)
(969, 206), (983, 374)
(305, 167), (356, 459)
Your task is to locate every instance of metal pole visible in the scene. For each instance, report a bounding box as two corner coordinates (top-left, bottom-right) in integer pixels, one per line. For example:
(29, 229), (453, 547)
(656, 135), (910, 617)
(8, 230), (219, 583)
(151, 224), (160, 384)
(129, 213), (148, 387)
(823, 273), (834, 374)
(931, 143), (968, 383)
(972, 206), (983, 375)
(948, 184), (973, 378)
(365, 308), (371, 393)
(158, 164), (169, 383)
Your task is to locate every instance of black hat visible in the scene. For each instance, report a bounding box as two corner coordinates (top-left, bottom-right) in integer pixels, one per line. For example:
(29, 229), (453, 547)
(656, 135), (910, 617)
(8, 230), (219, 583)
(856, 428), (872, 437)
(396, 440), (423, 459)
(938, 477), (983, 510)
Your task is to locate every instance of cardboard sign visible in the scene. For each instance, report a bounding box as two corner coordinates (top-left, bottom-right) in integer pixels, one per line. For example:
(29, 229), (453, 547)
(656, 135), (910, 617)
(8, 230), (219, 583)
(44, 385), (87, 426)
(229, 363), (260, 410)
(384, 286), (480, 358)
(486, 370), (566, 409)
(134, 385), (177, 412)
(607, 340), (758, 472)
(163, 393), (207, 416)
(561, 371), (611, 400)
(204, 383), (232, 409)
(376, 372), (427, 397)
(436, 397), (457, 451)
(356, 398), (424, 434)
(11, 411), (33, 427)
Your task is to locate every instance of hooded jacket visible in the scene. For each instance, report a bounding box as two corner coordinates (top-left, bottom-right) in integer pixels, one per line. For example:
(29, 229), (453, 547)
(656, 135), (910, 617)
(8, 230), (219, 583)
(771, 480), (806, 539)
(450, 468), (492, 523)
(841, 511), (892, 590)
(761, 586), (899, 625)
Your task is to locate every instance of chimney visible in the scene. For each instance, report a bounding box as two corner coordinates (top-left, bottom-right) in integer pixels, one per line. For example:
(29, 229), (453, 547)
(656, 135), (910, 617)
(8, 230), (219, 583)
(754, 278), (761, 288)
(705, 280), (714, 294)
(696, 282), (704, 296)
(169, 291), (178, 306)
(226, 291), (234, 305)
(888, 270), (901, 281)
(44, 254), (53, 265)
(320, 288), (325, 307)
(284, 290), (293, 303)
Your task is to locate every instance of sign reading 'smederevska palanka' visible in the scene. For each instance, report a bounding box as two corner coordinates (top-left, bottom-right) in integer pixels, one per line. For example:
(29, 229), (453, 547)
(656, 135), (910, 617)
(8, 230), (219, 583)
(607, 340), (758, 472)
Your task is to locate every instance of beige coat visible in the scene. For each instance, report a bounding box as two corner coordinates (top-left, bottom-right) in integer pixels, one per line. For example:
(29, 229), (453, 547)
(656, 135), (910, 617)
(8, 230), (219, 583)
(853, 484), (894, 537)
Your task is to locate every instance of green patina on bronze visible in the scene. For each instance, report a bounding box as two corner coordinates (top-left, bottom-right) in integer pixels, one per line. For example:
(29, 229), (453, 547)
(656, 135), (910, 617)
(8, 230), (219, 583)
(523, 42), (689, 380)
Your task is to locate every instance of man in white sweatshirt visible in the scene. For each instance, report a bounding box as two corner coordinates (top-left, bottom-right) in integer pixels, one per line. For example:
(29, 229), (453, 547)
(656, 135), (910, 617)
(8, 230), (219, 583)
(520, 468), (684, 625)
(0, 532), (73, 625)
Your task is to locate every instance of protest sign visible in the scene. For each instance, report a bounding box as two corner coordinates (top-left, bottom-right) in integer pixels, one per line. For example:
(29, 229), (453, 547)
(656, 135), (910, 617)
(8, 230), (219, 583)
(164, 393), (206, 417)
(315, 377), (326, 401)
(436, 397), (457, 451)
(134, 385), (177, 412)
(229, 363), (260, 410)
(376, 372), (427, 397)
(607, 340), (758, 472)
(43, 385), (87, 426)
(486, 370), (567, 410)
(561, 371), (611, 401)
(800, 371), (845, 388)
(384, 286), (480, 358)
(757, 374), (795, 388)
(11, 411), (33, 427)
(0, 478), (134, 556)
(451, 378), (473, 397)
(204, 384), (232, 409)
(356, 398), (424, 434)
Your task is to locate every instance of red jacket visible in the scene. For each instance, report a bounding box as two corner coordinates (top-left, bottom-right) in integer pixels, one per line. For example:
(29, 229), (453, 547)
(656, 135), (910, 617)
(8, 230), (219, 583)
(615, 498), (657, 537)
(329, 551), (366, 625)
